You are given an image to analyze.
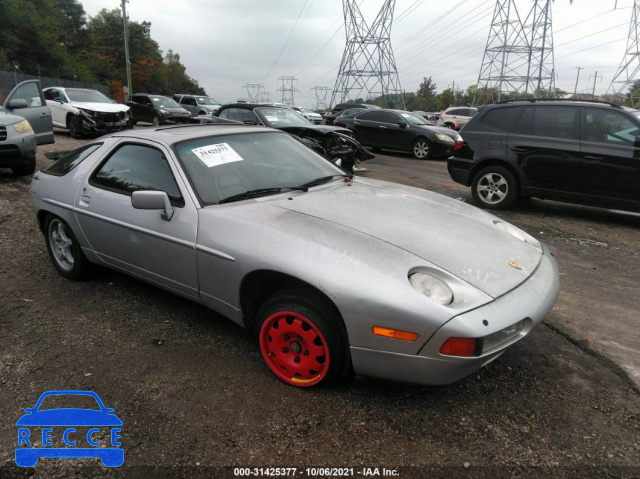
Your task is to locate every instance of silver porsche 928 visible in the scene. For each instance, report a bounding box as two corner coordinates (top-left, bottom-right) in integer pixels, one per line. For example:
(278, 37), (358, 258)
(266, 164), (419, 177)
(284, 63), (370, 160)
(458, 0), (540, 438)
(30, 124), (560, 388)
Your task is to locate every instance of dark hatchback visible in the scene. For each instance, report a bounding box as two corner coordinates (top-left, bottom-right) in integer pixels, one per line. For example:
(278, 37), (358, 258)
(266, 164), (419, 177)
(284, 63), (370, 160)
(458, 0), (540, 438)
(340, 109), (462, 159)
(447, 99), (640, 212)
(126, 94), (191, 126)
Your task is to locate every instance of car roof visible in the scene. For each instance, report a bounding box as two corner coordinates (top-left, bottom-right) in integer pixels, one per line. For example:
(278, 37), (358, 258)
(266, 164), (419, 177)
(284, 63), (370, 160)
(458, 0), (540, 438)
(105, 124), (280, 144)
(221, 103), (281, 109)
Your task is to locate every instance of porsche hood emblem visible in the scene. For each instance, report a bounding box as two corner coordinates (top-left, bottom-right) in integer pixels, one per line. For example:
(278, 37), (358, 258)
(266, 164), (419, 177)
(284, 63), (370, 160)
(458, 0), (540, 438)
(509, 261), (523, 270)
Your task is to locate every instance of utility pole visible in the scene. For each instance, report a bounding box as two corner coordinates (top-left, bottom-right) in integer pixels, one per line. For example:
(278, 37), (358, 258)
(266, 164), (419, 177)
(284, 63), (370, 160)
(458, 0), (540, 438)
(573, 67), (583, 97)
(330, 0), (404, 109)
(474, 0), (555, 105)
(590, 71), (602, 97)
(608, 0), (640, 106)
(242, 84), (265, 103)
(121, 0), (133, 100)
(311, 86), (331, 110)
(276, 76), (299, 105)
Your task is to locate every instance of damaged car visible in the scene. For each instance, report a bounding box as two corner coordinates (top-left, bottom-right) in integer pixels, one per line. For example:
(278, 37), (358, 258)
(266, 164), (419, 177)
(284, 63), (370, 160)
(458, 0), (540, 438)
(30, 125), (560, 388)
(208, 103), (374, 172)
(44, 87), (132, 138)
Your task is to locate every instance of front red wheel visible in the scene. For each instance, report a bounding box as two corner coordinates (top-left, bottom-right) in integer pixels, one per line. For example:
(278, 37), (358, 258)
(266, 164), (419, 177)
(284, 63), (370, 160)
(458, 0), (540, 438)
(260, 311), (329, 387)
(256, 291), (350, 388)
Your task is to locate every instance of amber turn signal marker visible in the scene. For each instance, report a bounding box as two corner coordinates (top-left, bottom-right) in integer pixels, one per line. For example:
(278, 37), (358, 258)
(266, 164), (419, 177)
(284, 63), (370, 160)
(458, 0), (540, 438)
(440, 337), (477, 356)
(372, 326), (419, 341)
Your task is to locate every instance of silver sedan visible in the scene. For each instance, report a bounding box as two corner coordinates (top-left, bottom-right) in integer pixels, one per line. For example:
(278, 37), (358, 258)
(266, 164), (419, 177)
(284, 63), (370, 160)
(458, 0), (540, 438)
(30, 125), (560, 388)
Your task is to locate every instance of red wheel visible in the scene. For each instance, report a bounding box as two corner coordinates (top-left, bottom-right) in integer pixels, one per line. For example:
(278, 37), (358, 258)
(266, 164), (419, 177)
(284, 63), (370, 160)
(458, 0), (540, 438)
(256, 291), (349, 388)
(259, 311), (329, 387)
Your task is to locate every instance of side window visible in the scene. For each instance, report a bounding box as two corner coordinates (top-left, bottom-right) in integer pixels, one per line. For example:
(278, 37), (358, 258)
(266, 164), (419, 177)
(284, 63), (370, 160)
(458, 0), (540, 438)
(480, 107), (522, 132)
(582, 109), (640, 145)
(447, 109), (462, 116)
(44, 89), (55, 101)
(383, 112), (401, 124)
(184, 98), (197, 106)
(358, 111), (384, 122)
(514, 106), (578, 140)
(91, 144), (184, 206)
(10, 82), (43, 107)
(218, 109), (229, 119)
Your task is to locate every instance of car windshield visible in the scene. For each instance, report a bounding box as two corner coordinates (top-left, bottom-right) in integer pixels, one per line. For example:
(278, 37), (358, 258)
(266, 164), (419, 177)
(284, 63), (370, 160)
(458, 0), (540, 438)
(66, 89), (112, 103)
(196, 97), (217, 105)
(255, 107), (313, 127)
(173, 132), (345, 205)
(300, 108), (315, 113)
(399, 112), (430, 125)
(150, 96), (180, 108)
(37, 394), (101, 411)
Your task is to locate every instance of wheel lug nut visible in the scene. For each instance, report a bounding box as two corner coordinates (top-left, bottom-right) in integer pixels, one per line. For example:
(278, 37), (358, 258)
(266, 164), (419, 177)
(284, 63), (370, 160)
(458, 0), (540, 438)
(284, 335), (290, 341)
(282, 347), (289, 354)
(297, 336), (302, 342)
(294, 356), (300, 363)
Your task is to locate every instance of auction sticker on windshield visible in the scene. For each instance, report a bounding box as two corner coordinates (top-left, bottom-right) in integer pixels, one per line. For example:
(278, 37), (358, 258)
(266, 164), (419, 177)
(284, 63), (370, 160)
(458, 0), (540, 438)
(265, 115), (279, 122)
(192, 143), (244, 168)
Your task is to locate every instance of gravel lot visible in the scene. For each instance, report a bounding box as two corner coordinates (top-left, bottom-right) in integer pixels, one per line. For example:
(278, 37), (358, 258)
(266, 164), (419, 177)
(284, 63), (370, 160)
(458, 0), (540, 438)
(0, 128), (639, 478)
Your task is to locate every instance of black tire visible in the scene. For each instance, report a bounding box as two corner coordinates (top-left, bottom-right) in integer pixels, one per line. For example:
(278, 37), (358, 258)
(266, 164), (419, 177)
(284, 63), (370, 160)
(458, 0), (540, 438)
(445, 123), (455, 129)
(44, 215), (90, 280)
(471, 165), (518, 210)
(371, 147), (381, 153)
(131, 119), (137, 126)
(11, 154), (36, 176)
(67, 115), (83, 138)
(255, 290), (350, 388)
(412, 138), (432, 160)
(152, 115), (160, 127)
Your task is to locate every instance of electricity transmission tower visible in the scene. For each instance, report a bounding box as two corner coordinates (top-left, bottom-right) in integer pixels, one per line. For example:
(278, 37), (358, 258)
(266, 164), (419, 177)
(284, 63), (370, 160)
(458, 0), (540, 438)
(242, 84), (265, 102)
(258, 91), (272, 103)
(608, 0), (640, 106)
(330, 0), (404, 109)
(277, 76), (299, 105)
(311, 86), (331, 110)
(474, 0), (555, 105)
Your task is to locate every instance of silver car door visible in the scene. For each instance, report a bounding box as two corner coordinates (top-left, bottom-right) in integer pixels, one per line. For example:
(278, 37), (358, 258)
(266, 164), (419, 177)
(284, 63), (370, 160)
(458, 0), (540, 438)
(3, 80), (54, 145)
(74, 139), (200, 298)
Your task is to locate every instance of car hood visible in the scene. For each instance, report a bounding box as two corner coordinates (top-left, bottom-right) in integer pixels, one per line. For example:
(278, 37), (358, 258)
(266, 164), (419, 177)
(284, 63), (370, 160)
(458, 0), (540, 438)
(160, 107), (190, 114)
(416, 124), (458, 138)
(275, 125), (352, 137)
(16, 409), (123, 426)
(0, 110), (24, 126)
(271, 178), (542, 298)
(71, 102), (129, 113)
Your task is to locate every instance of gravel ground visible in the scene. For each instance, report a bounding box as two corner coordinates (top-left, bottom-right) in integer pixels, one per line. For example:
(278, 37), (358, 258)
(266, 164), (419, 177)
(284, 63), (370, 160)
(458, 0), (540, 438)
(0, 129), (638, 478)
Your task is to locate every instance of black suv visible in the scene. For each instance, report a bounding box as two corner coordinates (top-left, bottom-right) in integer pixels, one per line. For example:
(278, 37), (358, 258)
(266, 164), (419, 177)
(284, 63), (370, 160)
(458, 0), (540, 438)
(447, 99), (640, 212)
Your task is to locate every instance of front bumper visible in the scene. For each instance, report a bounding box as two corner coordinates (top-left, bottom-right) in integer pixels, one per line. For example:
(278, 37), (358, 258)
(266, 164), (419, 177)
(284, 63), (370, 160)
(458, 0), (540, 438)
(351, 244), (560, 385)
(432, 141), (455, 158)
(0, 131), (36, 167)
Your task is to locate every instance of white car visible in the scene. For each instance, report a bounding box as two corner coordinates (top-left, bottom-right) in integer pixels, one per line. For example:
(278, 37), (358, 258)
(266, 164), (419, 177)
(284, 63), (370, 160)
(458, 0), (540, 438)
(43, 87), (131, 138)
(292, 106), (323, 124)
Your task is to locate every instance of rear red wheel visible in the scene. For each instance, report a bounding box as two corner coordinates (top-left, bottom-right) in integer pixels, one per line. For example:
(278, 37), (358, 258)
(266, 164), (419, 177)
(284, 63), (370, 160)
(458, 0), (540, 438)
(256, 291), (349, 387)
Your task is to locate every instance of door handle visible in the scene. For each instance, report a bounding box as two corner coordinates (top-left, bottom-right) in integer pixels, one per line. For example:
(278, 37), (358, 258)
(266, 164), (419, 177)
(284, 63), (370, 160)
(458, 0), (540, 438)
(40, 112), (50, 117)
(511, 146), (530, 153)
(379, 126), (387, 129)
(583, 155), (603, 162)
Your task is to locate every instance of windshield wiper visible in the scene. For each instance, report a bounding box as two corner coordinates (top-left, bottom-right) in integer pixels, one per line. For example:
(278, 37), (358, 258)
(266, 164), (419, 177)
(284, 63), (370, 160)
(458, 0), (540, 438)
(218, 187), (307, 204)
(297, 174), (352, 190)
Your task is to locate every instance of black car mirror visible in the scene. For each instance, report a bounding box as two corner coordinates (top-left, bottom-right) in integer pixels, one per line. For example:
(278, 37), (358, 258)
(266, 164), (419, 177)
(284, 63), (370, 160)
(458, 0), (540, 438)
(243, 119), (257, 125)
(398, 120), (408, 128)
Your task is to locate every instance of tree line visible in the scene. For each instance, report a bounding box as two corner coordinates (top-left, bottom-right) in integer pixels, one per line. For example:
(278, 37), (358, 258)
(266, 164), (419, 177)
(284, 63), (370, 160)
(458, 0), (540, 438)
(0, 0), (206, 99)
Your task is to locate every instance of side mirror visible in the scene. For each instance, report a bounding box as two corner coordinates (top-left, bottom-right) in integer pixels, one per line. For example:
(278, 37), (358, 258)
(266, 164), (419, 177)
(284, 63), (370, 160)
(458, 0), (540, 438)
(54, 99), (64, 104)
(8, 99), (29, 109)
(131, 190), (174, 221)
(243, 119), (257, 125)
(398, 120), (408, 128)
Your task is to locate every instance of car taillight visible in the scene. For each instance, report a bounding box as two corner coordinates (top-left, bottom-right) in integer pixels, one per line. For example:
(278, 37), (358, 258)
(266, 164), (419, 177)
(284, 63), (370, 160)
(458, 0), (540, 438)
(440, 338), (477, 356)
(455, 124), (460, 130)
(455, 139), (464, 150)
(333, 119), (338, 125)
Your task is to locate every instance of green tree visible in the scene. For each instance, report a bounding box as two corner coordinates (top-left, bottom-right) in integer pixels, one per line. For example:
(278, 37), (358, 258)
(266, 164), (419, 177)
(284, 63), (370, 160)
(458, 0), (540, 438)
(416, 76), (437, 110)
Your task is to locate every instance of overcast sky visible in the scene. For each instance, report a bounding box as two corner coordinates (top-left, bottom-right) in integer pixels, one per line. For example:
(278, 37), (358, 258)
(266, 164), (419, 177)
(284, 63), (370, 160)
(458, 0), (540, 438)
(80, 0), (636, 107)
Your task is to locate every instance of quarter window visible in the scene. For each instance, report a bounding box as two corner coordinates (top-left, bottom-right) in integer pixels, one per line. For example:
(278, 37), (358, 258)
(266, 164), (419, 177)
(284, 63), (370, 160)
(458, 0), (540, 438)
(44, 143), (103, 176)
(91, 144), (184, 206)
